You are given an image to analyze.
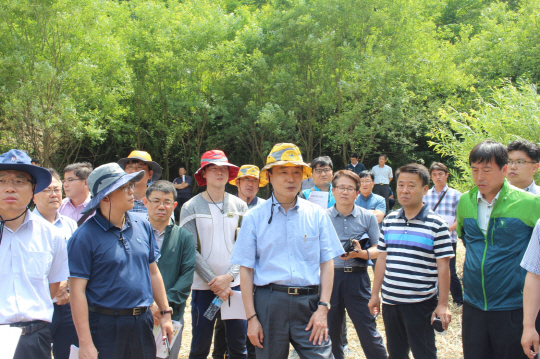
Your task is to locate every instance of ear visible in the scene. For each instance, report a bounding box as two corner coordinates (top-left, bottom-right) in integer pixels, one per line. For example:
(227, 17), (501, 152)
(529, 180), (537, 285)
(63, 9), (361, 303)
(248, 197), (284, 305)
(235, 179), (240, 187)
(142, 197), (148, 206)
(102, 195), (110, 203)
(501, 164), (509, 176)
(422, 184), (429, 195)
(173, 202), (178, 209)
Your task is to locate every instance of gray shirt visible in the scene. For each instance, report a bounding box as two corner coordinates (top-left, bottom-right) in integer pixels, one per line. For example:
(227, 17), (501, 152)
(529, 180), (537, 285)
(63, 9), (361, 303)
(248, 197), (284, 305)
(326, 205), (380, 268)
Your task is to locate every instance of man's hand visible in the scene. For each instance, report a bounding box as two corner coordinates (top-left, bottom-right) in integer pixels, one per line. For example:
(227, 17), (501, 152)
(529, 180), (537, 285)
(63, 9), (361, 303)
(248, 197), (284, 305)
(306, 306), (329, 345)
(209, 274), (233, 293)
(150, 303), (162, 326)
(340, 239), (360, 260)
(522, 326), (539, 359)
(368, 294), (380, 316)
(214, 287), (233, 301)
(56, 281), (70, 305)
(160, 313), (174, 344)
(79, 342), (98, 359)
(247, 317), (265, 348)
(431, 304), (451, 330)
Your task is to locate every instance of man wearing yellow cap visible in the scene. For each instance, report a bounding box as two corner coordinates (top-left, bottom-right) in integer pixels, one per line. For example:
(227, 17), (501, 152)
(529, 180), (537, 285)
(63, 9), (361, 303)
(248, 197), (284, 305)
(230, 143), (344, 359)
(230, 165), (267, 210)
(118, 151), (163, 215)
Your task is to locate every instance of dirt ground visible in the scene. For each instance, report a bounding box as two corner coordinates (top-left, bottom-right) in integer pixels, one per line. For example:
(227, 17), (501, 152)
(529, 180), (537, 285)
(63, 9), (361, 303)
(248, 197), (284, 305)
(176, 241), (466, 359)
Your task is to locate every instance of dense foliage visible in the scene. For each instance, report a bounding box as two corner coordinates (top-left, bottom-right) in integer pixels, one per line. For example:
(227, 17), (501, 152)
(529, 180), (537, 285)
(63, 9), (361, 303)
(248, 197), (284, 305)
(1, 0), (539, 189)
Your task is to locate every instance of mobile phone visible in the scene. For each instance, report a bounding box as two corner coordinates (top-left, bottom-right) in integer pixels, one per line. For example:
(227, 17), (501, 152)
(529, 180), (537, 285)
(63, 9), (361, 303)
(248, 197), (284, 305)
(432, 317), (445, 334)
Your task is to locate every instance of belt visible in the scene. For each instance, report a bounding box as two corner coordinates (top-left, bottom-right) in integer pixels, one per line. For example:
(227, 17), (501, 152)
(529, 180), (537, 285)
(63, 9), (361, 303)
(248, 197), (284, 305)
(335, 266), (367, 273)
(376, 183), (387, 186)
(260, 284), (319, 295)
(9, 320), (48, 335)
(88, 306), (149, 316)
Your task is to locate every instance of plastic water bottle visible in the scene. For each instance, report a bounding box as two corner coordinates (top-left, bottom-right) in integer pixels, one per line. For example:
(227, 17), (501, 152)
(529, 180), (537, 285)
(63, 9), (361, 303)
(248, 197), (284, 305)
(203, 296), (223, 320)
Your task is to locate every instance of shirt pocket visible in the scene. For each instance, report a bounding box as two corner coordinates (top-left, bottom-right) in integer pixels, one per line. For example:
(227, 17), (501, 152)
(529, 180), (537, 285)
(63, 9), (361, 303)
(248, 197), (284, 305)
(301, 235), (320, 264)
(25, 251), (52, 280)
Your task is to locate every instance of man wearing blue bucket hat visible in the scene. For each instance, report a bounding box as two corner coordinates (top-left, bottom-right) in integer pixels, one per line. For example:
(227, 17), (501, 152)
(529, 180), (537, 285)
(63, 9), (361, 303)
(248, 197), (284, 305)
(68, 163), (173, 359)
(0, 149), (69, 359)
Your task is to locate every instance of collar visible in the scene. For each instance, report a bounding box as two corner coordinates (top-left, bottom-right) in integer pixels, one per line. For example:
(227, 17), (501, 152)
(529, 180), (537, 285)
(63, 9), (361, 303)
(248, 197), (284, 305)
(477, 188), (502, 205)
(271, 193), (300, 213)
(32, 208), (61, 224)
(360, 192), (373, 201)
(330, 204), (358, 218)
(431, 184), (449, 195)
(235, 194), (258, 205)
(313, 183), (332, 192)
(525, 180), (537, 192)
(397, 204), (429, 221)
(93, 210), (132, 232)
(1, 209), (35, 234)
(65, 195), (91, 209)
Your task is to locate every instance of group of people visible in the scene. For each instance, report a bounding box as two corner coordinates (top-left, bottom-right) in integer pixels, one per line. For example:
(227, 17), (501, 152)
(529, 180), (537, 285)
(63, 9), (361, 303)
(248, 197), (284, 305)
(1, 139), (540, 359)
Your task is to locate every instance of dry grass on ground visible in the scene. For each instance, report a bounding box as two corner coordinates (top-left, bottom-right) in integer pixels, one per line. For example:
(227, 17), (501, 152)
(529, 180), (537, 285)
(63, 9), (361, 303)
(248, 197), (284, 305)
(177, 241), (466, 359)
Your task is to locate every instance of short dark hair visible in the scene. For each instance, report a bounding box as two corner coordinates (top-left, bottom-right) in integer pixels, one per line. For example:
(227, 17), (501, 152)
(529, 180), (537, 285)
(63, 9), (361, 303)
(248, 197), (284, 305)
(31, 158), (40, 165)
(429, 162), (449, 175)
(47, 168), (61, 183)
(146, 180), (177, 201)
(350, 153), (358, 158)
(396, 163), (430, 186)
(359, 170), (375, 181)
(179, 165), (186, 170)
(311, 156), (333, 169)
(64, 162), (93, 180)
(332, 170), (361, 191)
(379, 154), (387, 160)
(469, 140), (508, 169)
(507, 139), (540, 163)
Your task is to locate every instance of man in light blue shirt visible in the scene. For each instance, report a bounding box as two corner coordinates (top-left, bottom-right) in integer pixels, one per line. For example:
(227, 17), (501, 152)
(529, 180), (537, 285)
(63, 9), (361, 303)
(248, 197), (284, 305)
(231, 143), (343, 359)
(355, 170), (386, 223)
(371, 154), (393, 215)
(300, 156), (335, 208)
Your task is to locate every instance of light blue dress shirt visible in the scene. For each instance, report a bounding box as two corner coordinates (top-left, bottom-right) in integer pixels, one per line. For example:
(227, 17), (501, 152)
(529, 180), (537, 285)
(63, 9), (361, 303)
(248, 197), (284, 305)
(230, 195), (344, 286)
(354, 192), (386, 213)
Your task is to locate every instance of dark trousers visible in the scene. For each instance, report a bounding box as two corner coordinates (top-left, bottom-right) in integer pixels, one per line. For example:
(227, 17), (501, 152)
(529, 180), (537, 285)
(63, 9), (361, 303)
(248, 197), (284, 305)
(174, 197), (190, 223)
(373, 184), (391, 214)
(213, 317), (256, 359)
(450, 242), (463, 304)
(189, 288), (247, 359)
(328, 270), (387, 359)
(253, 286), (333, 359)
(89, 309), (156, 359)
(13, 324), (52, 359)
(48, 303), (79, 359)
(462, 303), (529, 359)
(382, 296), (437, 359)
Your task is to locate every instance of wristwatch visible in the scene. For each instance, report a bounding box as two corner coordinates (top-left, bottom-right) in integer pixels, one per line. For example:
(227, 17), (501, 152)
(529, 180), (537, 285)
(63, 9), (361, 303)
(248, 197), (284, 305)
(160, 307), (174, 315)
(318, 301), (331, 310)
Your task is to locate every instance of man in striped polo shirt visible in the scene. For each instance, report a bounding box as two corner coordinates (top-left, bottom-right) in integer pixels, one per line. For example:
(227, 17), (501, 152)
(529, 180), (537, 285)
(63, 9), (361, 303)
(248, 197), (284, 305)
(368, 163), (454, 359)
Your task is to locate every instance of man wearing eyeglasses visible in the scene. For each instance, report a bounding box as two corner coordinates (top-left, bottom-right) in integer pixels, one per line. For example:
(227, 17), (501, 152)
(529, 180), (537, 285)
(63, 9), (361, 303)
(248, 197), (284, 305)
(301, 156), (335, 208)
(507, 140), (540, 195)
(143, 180), (196, 359)
(0, 149), (69, 359)
(58, 162), (93, 222)
(33, 168), (79, 359)
(327, 170), (387, 359)
(68, 163), (173, 359)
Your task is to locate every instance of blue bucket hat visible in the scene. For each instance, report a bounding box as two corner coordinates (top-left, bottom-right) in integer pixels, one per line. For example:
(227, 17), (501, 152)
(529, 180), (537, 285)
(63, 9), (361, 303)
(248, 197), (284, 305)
(82, 163), (145, 215)
(0, 149), (52, 193)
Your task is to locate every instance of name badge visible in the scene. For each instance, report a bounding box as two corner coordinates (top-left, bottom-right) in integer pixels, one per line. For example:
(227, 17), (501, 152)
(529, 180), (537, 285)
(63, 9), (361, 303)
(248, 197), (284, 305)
(227, 212), (234, 218)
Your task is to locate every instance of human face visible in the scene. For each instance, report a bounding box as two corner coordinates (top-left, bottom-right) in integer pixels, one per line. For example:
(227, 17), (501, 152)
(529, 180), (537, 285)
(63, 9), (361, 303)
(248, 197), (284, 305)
(378, 156), (386, 166)
(350, 157), (358, 165)
(311, 165), (333, 189)
(103, 182), (136, 213)
(471, 159), (507, 201)
(63, 171), (87, 199)
(125, 160), (152, 184)
(179, 167), (186, 176)
(507, 150), (539, 189)
(0, 170), (34, 213)
(34, 178), (63, 213)
(431, 170), (449, 188)
(202, 164), (229, 187)
(396, 172), (428, 210)
(332, 176), (359, 207)
(359, 176), (375, 197)
(237, 176), (260, 198)
(144, 191), (177, 224)
(268, 165), (303, 200)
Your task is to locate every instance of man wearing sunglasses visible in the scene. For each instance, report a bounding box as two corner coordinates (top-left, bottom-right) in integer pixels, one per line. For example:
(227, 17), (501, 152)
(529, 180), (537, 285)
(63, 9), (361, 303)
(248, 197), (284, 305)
(58, 162), (93, 222)
(68, 163), (173, 359)
(507, 140), (540, 195)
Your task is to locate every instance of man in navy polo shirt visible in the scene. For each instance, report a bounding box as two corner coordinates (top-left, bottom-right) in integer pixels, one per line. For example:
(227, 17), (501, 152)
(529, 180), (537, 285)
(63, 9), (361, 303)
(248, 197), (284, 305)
(68, 163), (173, 359)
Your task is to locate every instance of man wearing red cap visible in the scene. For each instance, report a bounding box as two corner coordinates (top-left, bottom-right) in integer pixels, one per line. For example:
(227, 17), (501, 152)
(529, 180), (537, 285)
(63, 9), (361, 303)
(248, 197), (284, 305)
(180, 150), (249, 359)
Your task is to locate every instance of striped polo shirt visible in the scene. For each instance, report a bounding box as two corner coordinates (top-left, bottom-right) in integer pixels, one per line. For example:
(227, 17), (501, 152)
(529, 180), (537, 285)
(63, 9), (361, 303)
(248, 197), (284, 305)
(378, 205), (454, 305)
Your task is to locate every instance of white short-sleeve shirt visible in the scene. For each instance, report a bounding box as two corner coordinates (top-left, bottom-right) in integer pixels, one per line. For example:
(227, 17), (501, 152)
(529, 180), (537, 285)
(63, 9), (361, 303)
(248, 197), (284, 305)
(0, 211), (69, 324)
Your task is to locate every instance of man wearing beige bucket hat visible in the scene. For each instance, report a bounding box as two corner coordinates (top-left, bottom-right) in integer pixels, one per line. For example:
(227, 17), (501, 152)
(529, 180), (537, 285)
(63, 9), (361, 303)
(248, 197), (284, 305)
(231, 143), (344, 359)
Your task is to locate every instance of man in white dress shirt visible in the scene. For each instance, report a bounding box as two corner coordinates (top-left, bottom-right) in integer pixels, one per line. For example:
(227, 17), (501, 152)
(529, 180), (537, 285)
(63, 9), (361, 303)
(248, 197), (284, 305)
(0, 149), (69, 359)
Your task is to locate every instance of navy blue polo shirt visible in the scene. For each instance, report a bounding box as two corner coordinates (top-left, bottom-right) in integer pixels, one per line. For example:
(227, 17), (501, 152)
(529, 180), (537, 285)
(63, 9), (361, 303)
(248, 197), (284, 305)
(67, 211), (159, 309)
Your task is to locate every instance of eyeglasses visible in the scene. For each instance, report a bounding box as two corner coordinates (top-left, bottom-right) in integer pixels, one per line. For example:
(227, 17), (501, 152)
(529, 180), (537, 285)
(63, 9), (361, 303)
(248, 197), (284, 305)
(314, 168), (332, 175)
(120, 182), (135, 193)
(0, 178), (34, 188)
(41, 188), (62, 195)
(335, 186), (357, 193)
(63, 178), (84, 183)
(508, 160), (538, 167)
(149, 198), (175, 207)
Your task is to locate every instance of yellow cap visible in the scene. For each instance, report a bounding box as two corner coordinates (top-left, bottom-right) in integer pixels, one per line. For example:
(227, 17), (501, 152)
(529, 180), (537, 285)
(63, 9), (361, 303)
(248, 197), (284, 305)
(229, 165), (268, 187)
(260, 143), (311, 183)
